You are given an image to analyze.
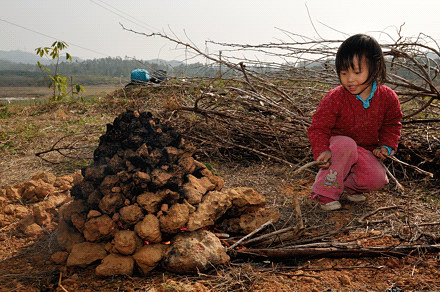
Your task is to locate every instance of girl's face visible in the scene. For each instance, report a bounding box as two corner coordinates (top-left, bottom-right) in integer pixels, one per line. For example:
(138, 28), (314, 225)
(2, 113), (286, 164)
(339, 55), (372, 100)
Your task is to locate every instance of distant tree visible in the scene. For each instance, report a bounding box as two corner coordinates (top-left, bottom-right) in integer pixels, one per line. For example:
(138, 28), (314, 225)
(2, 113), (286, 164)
(36, 41), (85, 101)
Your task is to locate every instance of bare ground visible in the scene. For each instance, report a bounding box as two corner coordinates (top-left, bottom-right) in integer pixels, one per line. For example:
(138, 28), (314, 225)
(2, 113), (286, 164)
(0, 86), (439, 292)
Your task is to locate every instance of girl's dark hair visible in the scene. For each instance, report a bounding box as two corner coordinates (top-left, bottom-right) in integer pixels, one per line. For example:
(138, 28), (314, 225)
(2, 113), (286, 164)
(335, 34), (386, 84)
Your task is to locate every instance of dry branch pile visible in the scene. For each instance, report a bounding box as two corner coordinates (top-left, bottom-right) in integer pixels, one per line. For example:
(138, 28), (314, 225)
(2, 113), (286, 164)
(114, 28), (440, 183)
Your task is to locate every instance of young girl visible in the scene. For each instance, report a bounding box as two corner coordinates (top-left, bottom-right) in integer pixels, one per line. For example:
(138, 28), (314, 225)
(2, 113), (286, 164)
(307, 34), (403, 211)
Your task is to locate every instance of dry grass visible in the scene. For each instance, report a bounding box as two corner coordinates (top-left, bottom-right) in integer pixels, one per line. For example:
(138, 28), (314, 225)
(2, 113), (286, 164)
(0, 86), (129, 187)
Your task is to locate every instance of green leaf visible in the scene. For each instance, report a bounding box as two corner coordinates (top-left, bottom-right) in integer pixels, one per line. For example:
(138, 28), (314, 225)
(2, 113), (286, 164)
(36, 48), (45, 57)
(76, 84), (85, 93)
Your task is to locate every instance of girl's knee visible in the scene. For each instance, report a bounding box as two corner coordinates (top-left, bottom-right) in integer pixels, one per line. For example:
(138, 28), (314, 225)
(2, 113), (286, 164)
(330, 136), (356, 147)
(329, 136), (358, 156)
(374, 173), (389, 189)
(358, 172), (388, 191)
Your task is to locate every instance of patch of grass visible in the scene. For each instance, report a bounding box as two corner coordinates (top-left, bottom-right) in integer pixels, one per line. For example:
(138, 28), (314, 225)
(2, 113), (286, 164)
(0, 141), (14, 149)
(420, 192), (440, 204)
(204, 162), (221, 176)
(3, 122), (41, 146)
(29, 110), (42, 117)
(68, 116), (102, 125)
(17, 123), (40, 142)
(0, 107), (12, 119)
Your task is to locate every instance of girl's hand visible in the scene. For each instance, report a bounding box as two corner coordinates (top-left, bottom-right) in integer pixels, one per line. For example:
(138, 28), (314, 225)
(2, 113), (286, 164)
(373, 147), (389, 160)
(316, 151), (332, 169)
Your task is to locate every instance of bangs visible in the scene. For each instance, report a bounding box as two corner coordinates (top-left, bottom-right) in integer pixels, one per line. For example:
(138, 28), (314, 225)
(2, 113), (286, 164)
(336, 53), (364, 72)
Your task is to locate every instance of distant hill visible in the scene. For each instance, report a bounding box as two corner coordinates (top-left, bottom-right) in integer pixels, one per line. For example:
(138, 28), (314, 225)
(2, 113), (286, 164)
(0, 49), (84, 65)
(0, 50), (44, 64)
(0, 50), (224, 86)
(0, 51), (187, 75)
(0, 50), (187, 66)
(148, 58), (183, 67)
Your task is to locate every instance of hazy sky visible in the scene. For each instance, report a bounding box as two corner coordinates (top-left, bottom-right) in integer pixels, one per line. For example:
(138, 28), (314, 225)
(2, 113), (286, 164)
(1, 0), (439, 62)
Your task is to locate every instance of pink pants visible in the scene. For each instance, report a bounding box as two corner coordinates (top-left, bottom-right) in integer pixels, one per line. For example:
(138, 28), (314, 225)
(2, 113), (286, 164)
(311, 136), (388, 201)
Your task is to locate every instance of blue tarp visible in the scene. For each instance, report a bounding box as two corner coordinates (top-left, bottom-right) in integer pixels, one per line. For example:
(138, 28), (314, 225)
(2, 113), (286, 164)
(130, 69), (150, 83)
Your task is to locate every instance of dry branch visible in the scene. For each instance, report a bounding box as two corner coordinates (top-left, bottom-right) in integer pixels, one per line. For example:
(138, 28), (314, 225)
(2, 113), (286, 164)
(228, 220), (274, 251)
(386, 154), (434, 178)
(380, 160), (405, 191)
(292, 161), (323, 175)
(358, 205), (405, 223)
(238, 225), (299, 247)
(35, 132), (97, 163)
(232, 244), (440, 260)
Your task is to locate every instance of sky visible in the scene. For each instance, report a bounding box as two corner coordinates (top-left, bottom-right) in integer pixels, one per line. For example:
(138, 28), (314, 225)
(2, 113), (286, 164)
(1, 0), (440, 63)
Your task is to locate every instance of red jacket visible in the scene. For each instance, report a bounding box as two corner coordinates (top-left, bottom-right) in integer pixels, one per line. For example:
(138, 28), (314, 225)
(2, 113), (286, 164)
(307, 84), (402, 160)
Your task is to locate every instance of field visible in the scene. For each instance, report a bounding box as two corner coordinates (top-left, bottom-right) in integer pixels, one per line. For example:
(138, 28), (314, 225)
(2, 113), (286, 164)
(1, 84), (440, 292)
(0, 85), (122, 105)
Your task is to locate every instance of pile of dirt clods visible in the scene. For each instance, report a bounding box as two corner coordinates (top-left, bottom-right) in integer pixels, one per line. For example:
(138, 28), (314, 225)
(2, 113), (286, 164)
(55, 109), (278, 276)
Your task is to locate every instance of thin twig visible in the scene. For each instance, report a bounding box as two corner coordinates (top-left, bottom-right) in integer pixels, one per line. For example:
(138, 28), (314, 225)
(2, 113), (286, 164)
(292, 160), (324, 175)
(417, 221), (440, 227)
(301, 265), (385, 271)
(228, 220), (273, 251)
(274, 272), (320, 278)
(240, 226), (297, 246)
(359, 205), (405, 223)
(58, 272), (69, 292)
(294, 192), (304, 229)
(380, 160), (405, 191)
